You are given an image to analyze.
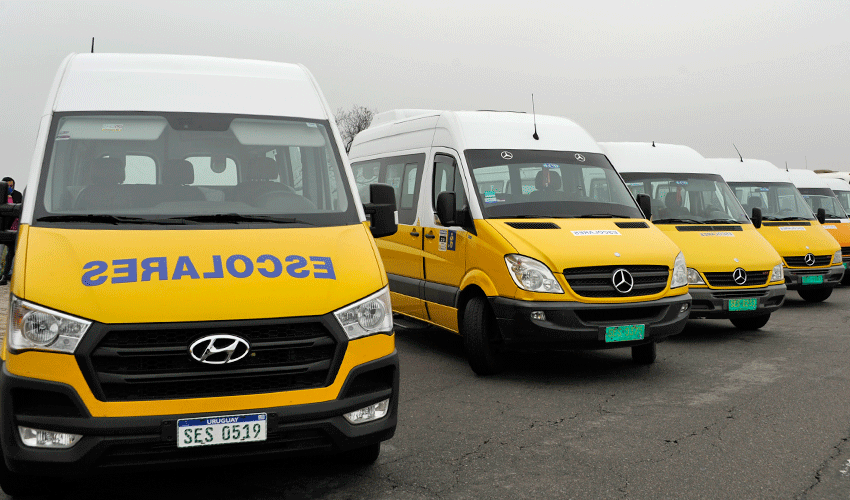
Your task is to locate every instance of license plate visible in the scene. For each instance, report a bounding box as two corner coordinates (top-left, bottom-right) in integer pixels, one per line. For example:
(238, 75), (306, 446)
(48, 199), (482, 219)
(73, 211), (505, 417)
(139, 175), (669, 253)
(801, 275), (824, 285)
(605, 324), (645, 343)
(727, 298), (758, 311)
(843, 262), (848, 269)
(177, 413), (267, 448)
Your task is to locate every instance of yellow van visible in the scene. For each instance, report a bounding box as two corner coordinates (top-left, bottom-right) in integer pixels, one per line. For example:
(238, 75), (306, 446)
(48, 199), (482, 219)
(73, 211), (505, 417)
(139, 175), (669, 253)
(708, 159), (843, 302)
(348, 110), (691, 375)
(603, 143), (785, 330)
(0, 54), (400, 496)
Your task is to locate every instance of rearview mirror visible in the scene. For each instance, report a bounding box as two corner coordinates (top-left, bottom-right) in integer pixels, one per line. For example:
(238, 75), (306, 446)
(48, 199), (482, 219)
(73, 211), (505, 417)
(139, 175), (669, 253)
(817, 208), (826, 224)
(363, 183), (398, 238)
(436, 192), (457, 226)
(636, 193), (652, 220)
(751, 207), (762, 229)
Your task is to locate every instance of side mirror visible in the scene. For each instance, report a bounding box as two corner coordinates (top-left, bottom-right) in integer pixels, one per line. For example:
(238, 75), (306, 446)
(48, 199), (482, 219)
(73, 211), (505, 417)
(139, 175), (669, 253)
(436, 192), (457, 226)
(363, 183), (398, 238)
(636, 193), (652, 220)
(817, 208), (826, 224)
(751, 207), (762, 229)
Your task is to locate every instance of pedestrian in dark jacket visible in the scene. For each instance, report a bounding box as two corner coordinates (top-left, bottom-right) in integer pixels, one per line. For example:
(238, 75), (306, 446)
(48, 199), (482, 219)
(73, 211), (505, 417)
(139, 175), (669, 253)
(0, 177), (22, 285)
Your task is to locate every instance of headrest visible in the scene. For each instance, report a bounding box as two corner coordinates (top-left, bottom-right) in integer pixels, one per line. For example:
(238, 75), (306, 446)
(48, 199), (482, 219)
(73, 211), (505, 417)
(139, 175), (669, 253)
(163, 159), (195, 185)
(90, 156), (125, 185)
(535, 170), (549, 190)
(247, 157), (278, 181)
(747, 196), (763, 209)
(548, 171), (562, 191)
(665, 191), (680, 208)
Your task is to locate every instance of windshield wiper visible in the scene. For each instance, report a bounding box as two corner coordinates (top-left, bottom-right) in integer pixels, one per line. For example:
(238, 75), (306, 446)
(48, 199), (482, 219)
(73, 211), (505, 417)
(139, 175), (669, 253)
(702, 218), (742, 224)
(571, 213), (629, 219)
(177, 213), (314, 225)
(775, 216), (812, 221)
(37, 215), (186, 225)
(490, 215), (562, 219)
(651, 218), (704, 224)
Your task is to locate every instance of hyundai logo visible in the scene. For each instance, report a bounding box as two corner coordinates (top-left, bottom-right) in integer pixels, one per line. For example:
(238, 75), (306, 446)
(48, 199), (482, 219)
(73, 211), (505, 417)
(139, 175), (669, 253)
(732, 267), (747, 285)
(189, 334), (250, 365)
(501, 151), (513, 160)
(575, 153), (586, 162)
(612, 268), (634, 294)
(804, 253), (816, 266)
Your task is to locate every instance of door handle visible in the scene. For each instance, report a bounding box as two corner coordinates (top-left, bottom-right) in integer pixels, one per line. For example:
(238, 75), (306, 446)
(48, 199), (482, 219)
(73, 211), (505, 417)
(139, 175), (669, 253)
(409, 230), (420, 237)
(425, 233), (435, 239)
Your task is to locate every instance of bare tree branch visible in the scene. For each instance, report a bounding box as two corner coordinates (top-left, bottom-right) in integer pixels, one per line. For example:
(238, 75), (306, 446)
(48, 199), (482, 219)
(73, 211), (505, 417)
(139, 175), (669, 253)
(335, 105), (376, 153)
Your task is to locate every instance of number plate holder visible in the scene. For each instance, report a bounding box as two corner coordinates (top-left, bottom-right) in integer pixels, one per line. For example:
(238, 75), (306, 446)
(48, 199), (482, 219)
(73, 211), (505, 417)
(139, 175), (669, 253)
(801, 275), (824, 285)
(727, 298), (758, 311)
(604, 324), (645, 343)
(177, 413), (267, 448)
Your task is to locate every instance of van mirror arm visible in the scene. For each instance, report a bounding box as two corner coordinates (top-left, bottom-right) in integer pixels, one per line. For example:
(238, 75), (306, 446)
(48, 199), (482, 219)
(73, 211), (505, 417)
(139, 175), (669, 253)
(751, 207), (762, 229)
(363, 183), (398, 238)
(816, 208), (826, 224)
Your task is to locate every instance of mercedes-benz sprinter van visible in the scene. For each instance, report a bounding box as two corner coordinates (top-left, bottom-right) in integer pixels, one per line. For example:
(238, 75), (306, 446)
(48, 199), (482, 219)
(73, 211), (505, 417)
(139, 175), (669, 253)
(0, 54), (400, 496)
(820, 176), (850, 221)
(603, 143), (785, 330)
(708, 159), (843, 302)
(349, 110), (692, 375)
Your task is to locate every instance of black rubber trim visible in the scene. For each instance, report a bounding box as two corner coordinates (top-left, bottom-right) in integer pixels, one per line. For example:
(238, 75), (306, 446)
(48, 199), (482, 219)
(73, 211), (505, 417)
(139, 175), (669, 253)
(387, 273), (421, 299)
(387, 274), (458, 308)
(422, 282), (459, 308)
(675, 225), (743, 231)
(762, 221), (812, 226)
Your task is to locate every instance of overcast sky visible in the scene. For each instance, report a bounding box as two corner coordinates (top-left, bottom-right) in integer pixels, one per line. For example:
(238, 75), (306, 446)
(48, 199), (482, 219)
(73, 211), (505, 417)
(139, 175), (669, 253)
(1, 0), (848, 188)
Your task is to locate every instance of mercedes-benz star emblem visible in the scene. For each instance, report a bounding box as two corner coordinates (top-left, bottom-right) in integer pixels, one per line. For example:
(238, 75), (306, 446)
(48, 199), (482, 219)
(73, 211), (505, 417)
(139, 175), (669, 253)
(189, 334), (250, 365)
(575, 153), (586, 162)
(804, 253), (816, 266)
(612, 268), (634, 294)
(501, 151), (513, 160)
(732, 267), (747, 286)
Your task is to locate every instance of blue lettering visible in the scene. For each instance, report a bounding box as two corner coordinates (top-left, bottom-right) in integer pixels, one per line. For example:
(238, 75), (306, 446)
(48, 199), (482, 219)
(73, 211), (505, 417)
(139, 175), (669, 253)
(111, 258), (138, 284)
(203, 255), (225, 279)
(256, 254), (282, 278)
(226, 255), (253, 278)
(285, 255), (309, 278)
(310, 257), (336, 280)
(140, 257), (168, 281)
(172, 256), (200, 280)
(81, 261), (108, 287)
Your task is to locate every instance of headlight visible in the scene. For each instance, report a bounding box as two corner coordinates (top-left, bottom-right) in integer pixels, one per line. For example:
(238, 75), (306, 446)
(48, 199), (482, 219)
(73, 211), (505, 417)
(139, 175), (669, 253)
(771, 263), (783, 282)
(833, 250), (842, 264)
(671, 252), (687, 288)
(504, 254), (564, 294)
(7, 296), (91, 354)
(334, 286), (393, 340)
(687, 268), (705, 285)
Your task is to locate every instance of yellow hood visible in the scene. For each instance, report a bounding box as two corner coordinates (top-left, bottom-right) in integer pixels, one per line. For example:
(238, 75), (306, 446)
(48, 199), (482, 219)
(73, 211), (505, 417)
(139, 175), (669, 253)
(656, 225), (781, 273)
(756, 223), (840, 262)
(821, 222), (850, 249)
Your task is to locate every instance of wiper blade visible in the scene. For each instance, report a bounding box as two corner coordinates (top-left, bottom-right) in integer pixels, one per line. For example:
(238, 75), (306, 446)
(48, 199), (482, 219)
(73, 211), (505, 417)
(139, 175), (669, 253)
(490, 215), (559, 219)
(571, 213), (627, 218)
(776, 216), (812, 221)
(37, 215), (185, 225)
(651, 218), (704, 224)
(178, 213), (314, 225)
(702, 218), (742, 224)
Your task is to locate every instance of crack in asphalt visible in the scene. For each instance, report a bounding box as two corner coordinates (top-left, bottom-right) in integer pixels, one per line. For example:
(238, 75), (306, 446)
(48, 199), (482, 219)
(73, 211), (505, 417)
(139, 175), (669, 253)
(798, 428), (850, 499)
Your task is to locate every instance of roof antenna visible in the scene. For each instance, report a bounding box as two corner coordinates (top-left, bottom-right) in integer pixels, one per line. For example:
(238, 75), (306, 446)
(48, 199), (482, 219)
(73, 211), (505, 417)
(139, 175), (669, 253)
(531, 94), (539, 140)
(805, 156), (808, 170)
(733, 143), (743, 162)
(91, 37), (95, 53)
(652, 141), (656, 147)
(785, 161), (789, 172)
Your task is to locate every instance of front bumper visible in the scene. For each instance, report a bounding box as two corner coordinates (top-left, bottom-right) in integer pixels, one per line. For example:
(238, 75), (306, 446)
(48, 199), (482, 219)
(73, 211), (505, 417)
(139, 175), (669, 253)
(689, 284), (786, 319)
(488, 293), (691, 349)
(0, 352), (399, 477)
(783, 264), (844, 290)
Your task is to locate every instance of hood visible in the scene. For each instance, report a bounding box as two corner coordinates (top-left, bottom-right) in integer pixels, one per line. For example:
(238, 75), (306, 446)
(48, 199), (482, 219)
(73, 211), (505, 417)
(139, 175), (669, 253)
(487, 219), (681, 272)
(820, 222), (850, 248)
(22, 224), (385, 324)
(655, 225), (781, 272)
(757, 224), (841, 259)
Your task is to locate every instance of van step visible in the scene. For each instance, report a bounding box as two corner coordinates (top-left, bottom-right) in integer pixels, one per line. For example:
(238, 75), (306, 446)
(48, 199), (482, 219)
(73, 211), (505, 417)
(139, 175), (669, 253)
(393, 314), (431, 330)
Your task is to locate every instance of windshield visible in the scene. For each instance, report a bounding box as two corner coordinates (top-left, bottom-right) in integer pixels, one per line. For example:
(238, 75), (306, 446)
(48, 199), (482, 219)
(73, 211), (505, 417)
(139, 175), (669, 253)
(833, 190), (850, 214)
(464, 150), (643, 219)
(727, 182), (815, 221)
(619, 173), (749, 224)
(34, 112), (358, 227)
(798, 188), (848, 219)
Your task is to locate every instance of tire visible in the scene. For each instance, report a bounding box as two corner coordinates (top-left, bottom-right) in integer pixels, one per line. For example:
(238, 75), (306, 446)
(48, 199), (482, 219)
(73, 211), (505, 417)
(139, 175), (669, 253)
(462, 296), (506, 376)
(0, 458), (52, 498)
(798, 288), (833, 303)
(730, 314), (771, 330)
(631, 342), (657, 365)
(842, 272), (850, 286)
(338, 442), (381, 466)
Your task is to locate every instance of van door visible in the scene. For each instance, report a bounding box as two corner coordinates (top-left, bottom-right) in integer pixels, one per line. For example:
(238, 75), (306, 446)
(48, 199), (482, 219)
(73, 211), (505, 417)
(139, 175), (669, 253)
(422, 150), (469, 332)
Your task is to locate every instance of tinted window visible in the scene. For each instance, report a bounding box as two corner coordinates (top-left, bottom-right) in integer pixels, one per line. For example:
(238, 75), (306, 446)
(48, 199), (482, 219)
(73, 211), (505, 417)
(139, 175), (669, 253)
(619, 173), (749, 223)
(351, 154), (424, 225)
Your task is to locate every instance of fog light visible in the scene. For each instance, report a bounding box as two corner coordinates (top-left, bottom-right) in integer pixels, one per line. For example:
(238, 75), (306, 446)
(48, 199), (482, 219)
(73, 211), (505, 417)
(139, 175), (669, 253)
(680, 303), (690, 313)
(344, 399), (390, 424)
(18, 426), (81, 449)
(530, 311), (546, 321)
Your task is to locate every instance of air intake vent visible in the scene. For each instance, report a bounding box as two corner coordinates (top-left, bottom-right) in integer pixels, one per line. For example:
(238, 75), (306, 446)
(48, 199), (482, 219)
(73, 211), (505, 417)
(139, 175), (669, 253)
(505, 222), (560, 229)
(615, 221), (649, 229)
(762, 221), (811, 227)
(676, 225), (743, 232)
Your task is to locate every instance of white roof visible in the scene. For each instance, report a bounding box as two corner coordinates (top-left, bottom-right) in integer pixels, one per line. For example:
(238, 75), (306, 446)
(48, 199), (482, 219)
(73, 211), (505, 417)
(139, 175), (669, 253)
(599, 142), (713, 174)
(818, 176), (849, 193)
(705, 158), (792, 183)
(784, 169), (831, 189)
(51, 53), (327, 119)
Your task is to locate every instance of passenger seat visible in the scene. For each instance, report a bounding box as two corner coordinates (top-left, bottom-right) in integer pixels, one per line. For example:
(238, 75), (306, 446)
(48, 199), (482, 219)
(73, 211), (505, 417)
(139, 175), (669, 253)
(74, 156), (127, 210)
(161, 159), (205, 203)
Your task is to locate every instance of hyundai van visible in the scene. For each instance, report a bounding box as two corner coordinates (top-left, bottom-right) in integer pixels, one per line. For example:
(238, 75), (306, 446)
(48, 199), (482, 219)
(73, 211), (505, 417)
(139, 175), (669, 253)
(708, 159), (843, 302)
(0, 54), (400, 496)
(603, 143), (785, 330)
(348, 110), (692, 375)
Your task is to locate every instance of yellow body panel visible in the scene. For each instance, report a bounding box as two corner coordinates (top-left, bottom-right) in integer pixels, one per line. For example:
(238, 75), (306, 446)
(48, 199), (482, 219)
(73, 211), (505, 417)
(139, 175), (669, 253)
(821, 222), (850, 252)
(756, 224), (841, 267)
(425, 301), (459, 333)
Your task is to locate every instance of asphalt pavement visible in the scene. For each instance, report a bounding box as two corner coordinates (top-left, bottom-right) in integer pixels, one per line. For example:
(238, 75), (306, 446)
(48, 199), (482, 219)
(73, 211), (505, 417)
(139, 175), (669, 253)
(1, 285), (848, 499)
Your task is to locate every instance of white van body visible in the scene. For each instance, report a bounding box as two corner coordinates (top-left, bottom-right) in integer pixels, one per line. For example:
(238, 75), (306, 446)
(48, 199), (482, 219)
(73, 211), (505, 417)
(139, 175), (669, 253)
(784, 168), (849, 223)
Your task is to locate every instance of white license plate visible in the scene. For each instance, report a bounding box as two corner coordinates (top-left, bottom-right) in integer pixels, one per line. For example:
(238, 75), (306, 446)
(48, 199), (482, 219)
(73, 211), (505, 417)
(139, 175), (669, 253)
(177, 413), (267, 448)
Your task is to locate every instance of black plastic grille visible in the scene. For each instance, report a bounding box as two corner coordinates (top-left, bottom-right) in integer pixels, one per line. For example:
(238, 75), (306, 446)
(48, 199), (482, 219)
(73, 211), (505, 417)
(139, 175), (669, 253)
(505, 222), (560, 229)
(675, 225), (743, 231)
(615, 221), (649, 229)
(89, 322), (340, 401)
(783, 255), (832, 267)
(562, 265), (669, 298)
(842, 246), (850, 256)
(763, 221), (811, 226)
(703, 270), (770, 287)
(711, 290), (769, 299)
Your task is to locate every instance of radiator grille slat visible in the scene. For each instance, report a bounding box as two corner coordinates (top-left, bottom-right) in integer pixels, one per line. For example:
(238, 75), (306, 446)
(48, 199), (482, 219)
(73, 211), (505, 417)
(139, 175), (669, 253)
(562, 265), (669, 298)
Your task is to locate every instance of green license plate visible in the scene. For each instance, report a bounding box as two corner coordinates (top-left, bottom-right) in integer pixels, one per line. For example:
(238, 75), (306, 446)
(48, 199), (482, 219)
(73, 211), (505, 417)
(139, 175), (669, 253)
(802, 275), (824, 285)
(727, 298), (758, 311)
(843, 262), (848, 269)
(605, 324), (645, 343)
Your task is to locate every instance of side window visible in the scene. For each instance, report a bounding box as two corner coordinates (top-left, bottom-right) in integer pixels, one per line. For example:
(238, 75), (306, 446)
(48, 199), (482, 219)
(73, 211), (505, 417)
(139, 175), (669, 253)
(432, 154), (467, 211)
(385, 162), (405, 207)
(352, 154), (424, 224)
(122, 155), (156, 185)
(351, 160), (380, 203)
(185, 156), (238, 186)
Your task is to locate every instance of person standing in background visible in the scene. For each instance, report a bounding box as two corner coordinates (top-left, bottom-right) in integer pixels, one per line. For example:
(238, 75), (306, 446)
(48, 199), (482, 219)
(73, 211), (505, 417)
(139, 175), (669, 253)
(0, 177), (22, 286)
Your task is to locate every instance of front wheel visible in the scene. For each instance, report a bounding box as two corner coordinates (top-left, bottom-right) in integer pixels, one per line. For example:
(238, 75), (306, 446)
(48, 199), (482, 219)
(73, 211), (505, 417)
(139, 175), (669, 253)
(632, 342), (657, 365)
(798, 288), (833, 303)
(730, 314), (771, 331)
(462, 296), (506, 376)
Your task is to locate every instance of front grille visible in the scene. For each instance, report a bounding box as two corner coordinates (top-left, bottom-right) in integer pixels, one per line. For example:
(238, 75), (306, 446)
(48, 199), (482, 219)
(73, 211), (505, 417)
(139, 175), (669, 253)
(615, 221), (649, 229)
(703, 270), (770, 287)
(506, 222), (560, 229)
(842, 246), (850, 255)
(784, 255), (832, 267)
(675, 225), (743, 231)
(562, 265), (668, 298)
(87, 321), (341, 402)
